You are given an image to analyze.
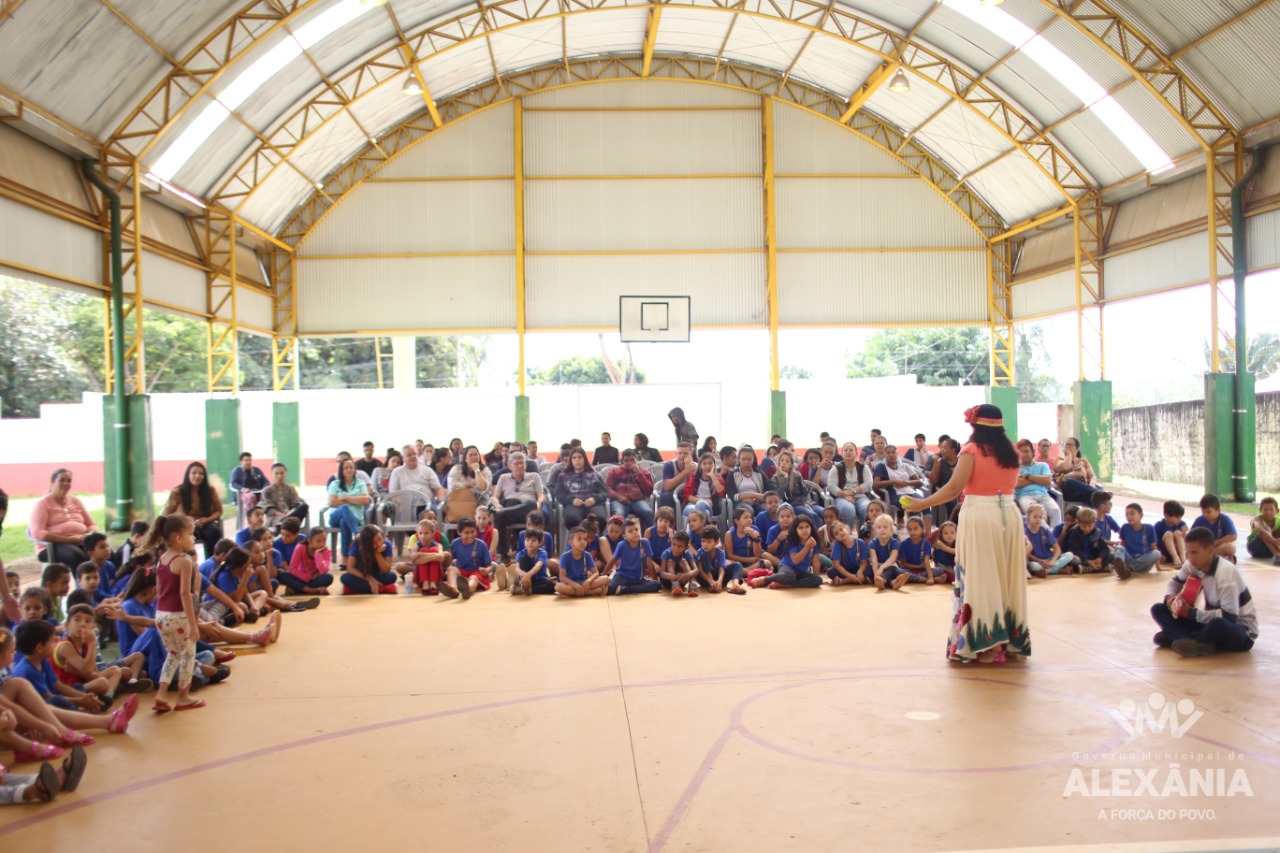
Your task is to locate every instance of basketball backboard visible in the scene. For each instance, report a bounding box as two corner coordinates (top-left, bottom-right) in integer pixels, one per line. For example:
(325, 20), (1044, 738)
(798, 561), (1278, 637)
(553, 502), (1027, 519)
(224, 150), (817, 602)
(619, 295), (691, 343)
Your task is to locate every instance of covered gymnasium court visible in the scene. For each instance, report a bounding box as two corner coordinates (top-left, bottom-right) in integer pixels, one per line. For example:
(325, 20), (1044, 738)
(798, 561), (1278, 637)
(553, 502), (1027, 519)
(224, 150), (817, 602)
(1, 0), (1279, 850)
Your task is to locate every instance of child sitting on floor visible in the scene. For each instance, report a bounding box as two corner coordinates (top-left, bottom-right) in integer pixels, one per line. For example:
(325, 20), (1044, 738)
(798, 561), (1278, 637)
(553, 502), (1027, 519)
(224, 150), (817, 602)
(556, 527), (608, 598)
(199, 539), (236, 581)
(644, 507), (675, 575)
(868, 515), (907, 590)
(694, 526), (746, 595)
(236, 506), (267, 546)
(1155, 500), (1188, 569)
(19, 589), (56, 627)
(1150, 527), (1257, 657)
(725, 506), (766, 572)
(816, 505), (840, 557)
(400, 520), (451, 595)
(607, 517), (662, 595)
(1247, 496), (1280, 564)
(39, 564), (72, 626)
(1053, 505), (1078, 549)
(1024, 504), (1076, 578)
(510, 527), (556, 596)
(1112, 502), (1160, 579)
(51, 604), (152, 703)
(1062, 507), (1111, 573)
(13, 621), (108, 713)
(1191, 494), (1239, 562)
(444, 517), (493, 601)
(826, 523), (870, 586)
(273, 517), (305, 566)
(763, 503), (796, 566)
(752, 516), (823, 589)
(110, 520), (149, 578)
(340, 525), (399, 595)
(0, 739), (88, 805)
(517, 511), (558, 577)
(933, 521), (957, 581)
(1090, 491), (1122, 542)
(280, 526), (335, 596)
(861, 500), (886, 541)
(598, 515), (625, 568)
(898, 517), (944, 585)
(75, 533), (117, 601)
(659, 530), (700, 595)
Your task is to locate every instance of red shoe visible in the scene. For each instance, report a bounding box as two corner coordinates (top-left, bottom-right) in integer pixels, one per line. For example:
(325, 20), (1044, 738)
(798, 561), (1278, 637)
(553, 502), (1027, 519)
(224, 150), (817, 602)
(687, 586), (699, 597)
(378, 583), (398, 595)
(342, 585), (357, 595)
(671, 585), (683, 596)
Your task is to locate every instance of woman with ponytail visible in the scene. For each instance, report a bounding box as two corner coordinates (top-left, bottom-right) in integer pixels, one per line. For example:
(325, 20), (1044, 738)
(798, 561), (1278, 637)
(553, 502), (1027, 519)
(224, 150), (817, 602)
(904, 405), (1030, 664)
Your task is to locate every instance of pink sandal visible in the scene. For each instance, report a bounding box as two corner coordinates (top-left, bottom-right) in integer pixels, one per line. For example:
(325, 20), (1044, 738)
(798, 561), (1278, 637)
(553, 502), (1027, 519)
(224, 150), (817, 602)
(60, 729), (96, 747)
(14, 742), (63, 762)
(109, 694), (140, 733)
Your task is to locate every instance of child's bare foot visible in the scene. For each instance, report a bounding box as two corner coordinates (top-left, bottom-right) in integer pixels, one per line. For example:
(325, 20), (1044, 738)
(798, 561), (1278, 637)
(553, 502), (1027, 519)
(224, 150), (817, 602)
(891, 573), (909, 590)
(1031, 568), (1048, 579)
(441, 583), (460, 599)
(874, 575), (886, 589)
(728, 584), (746, 595)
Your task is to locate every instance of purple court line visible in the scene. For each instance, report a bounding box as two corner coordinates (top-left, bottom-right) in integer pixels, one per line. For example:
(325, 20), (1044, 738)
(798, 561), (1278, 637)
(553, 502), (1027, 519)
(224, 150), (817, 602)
(647, 723), (737, 853)
(2, 662), (1272, 840)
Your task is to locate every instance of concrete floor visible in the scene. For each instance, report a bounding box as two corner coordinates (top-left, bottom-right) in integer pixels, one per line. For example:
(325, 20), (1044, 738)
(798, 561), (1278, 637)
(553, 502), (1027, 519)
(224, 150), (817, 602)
(2, 563), (1278, 852)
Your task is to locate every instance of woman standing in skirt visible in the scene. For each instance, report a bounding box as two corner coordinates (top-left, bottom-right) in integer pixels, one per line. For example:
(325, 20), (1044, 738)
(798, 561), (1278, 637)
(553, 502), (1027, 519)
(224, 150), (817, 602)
(905, 405), (1029, 663)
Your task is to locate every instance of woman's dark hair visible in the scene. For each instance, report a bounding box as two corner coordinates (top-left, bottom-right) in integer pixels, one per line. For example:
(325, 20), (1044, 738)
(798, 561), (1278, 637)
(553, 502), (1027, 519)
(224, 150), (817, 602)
(568, 447), (593, 473)
(121, 559), (158, 600)
(355, 524), (383, 573)
(634, 432), (649, 447)
(697, 451), (717, 474)
(49, 467), (71, 485)
(336, 457), (355, 490)
(738, 446), (758, 468)
(141, 513), (194, 554)
(698, 436), (717, 456)
(967, 405), (1019, 469)
(431, 448), (452, 472)
(179, 461), (215, 514)
(461, 445), (481, 479)
(0, 486), (6, 534)
(787, 515), (814, 548)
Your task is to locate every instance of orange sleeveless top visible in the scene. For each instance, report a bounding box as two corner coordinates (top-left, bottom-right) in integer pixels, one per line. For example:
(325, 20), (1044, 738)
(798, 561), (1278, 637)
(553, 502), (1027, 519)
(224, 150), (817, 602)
(961, 442), (1018, 497)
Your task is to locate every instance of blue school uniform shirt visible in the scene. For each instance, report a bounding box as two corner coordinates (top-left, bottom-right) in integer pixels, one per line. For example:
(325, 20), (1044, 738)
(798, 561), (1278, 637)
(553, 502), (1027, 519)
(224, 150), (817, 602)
(115, 597), (156, 656)
(868, 536), (899, 566)
(13, 656), (59, 699)
(1192, 513), (1237, 540)
(1051, 522), (1067, 542)
(1154, 519), (1187, 542)
(933, 544), (955, 567)
(1100, 514), (1122, 540)
(274, 536), (302, 565)
(92, 560), (118, 600)
(898, 537), (932, 568)
(516, 530), (554, 554)
(781, 540), (814, 572)
(346, 541), (395, 558)
(235, 527), (254, 547)
(612, 539), (653, 581)
(559, 549), (595, 583)
(1025, 525), (1056, 560)
(832, 538), (867, 573)
(199, 557), (219, 580)
(754, 510), (778, 538)
(518, 546), (550, 580)
(765, 524), (790, 551)
(451, 539), (492, 570)
(1119, 523), (1157, 555)
(644, 528), (671, 560)
(695, 546), (726, 578)
(728, 528), (761, 562)
(660, 547), (696, 575)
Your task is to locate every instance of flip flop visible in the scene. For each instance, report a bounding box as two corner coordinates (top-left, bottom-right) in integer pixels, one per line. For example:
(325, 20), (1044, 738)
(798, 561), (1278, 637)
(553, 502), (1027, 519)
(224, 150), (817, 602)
(295, 597), (321, 610)
(214, 650), (237, 663)
(34, 763), (58, 803)
(174, 700), (207, 712)
(152, 700), (172, 714)
(61, 745), (88, 793)
(209, 665), (232, 684)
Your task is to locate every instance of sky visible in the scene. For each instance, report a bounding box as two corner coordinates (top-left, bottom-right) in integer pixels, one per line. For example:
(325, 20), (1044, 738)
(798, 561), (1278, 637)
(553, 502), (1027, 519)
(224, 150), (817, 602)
(478, 270), (1280, 405)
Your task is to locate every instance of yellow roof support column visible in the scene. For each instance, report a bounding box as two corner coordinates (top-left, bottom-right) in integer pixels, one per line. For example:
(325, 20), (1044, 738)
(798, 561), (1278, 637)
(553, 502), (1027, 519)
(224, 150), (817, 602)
(642, 3), (663, 77)
(988, 239), (1015, 386)
(762, 96), (779, 392)
(514, 97), (527, 396)
(1073, 193), (1105, 382)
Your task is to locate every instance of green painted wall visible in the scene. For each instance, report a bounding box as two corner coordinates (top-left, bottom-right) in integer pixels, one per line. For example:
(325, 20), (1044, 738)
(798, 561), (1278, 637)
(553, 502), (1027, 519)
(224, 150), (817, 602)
(985, 386), (1019, 443)
(515, 396), (530, 444)
(102, 395), (155, 528)
(1072, 380), (1113, 481)
(272, 401), (303, 486)
(205, 398), (242, 504)
(770, 390), (787, 440)
(1203, 373), (1236, 497)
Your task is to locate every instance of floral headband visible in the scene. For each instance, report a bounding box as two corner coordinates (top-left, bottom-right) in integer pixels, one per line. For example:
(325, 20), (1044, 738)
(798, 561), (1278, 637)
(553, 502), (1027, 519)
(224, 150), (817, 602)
(964, 406), (1004, 428)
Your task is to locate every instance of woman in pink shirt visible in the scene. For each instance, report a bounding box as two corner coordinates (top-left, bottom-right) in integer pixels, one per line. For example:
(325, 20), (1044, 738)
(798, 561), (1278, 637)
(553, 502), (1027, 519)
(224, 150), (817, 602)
(905, 405), (1028, 664)
(29, 469), (96, 566)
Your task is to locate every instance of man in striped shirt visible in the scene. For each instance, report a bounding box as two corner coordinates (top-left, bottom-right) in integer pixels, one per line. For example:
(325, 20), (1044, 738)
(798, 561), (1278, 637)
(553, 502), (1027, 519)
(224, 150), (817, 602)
(1151, 527), (1258, 657)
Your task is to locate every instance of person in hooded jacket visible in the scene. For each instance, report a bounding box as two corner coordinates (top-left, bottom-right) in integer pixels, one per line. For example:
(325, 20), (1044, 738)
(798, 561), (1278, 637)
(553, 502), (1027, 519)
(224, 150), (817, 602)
(668, 408), (699, 452)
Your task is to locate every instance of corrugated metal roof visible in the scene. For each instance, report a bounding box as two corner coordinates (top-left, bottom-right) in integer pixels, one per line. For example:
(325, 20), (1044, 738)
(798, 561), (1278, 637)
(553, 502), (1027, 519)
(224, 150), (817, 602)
(348, 84), (424, 143)
(719, 14), (810, 79)
(563, 8), (648, 57)
(239, 165), (317, 234)
(1110, 80), (1205, 162)
(488, 17), (564, 76)
(169, 96), (260, 196)
(1108, 0), (1258, 52)
(418, 37), (497, 101)
(112, 0), (245, 57)
(833, 0), (938, 34)
(789, 32), (884, 100)
(777, 177), (985, 248)
(287, 111), (367, 186)
(773, 101), (911, 175)
(301, 179), (514, 256)
(965, 152), (1069, 224)
(777, 250), (987, 324)
(653, 8), (730, 59)
(525, 252), (766, 327)
(1050, 109), (1143, 188)
(1180, 6), (1280, 129)
(861, 81), (954, 136)
(524, 177), (764, 252)
(1109, 171), (1206, 246)
(913, 101), (1014, 176)
(522, 79), (760, 109)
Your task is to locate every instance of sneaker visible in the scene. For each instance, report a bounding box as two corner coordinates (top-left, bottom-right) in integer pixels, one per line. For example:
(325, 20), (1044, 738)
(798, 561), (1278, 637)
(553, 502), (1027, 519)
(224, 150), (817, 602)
(1171, 638), (1217, 658)
(118, 678), (153, 694)
(511, 582), (524, 595)
(1112, 557), (1131, 580)
(295, 597), (321, 610)
(687, 586), (699, 597)
(671, 585), (683, 596)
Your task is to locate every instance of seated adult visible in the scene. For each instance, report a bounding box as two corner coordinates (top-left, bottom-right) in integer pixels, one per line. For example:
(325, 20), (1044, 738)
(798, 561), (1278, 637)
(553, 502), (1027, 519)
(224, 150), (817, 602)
(758, 445), (779, 478)
(718, 445), (738, 473)
(606, 450), (655, 529)
(726, 447), (767, 513)
(370, 452), (402, 496)
(229, 452), (268, 513)
(902, 434), (934, 475)
(632, 433), (663, 464)
(448, 445), (494, 500)
(448, 438), (464, 465)
(29, 468), (96, 565)
(483, 441), (507, 471)
(527, 440), (547, 467)
(928, 437), (961, 522)
(428, 448), (453, 489)
(697, 436), (718, 461)
(593, 432), (620, 467)
(1036, 438), (1057, 471)
(798, 448), (824, 485)
(261, 463), (309, 528)
(860, 429), (883, 462)
(827, 442), (875, 528)
(1015, 439), (1061, 526)
(659, 442), (697, 509)
(354, 442), (382, 479)
(553, 448), (609, 528)
(327, 458), (370, 557)
(873, 443), (925, 509)
(491, 451), (545, 556)
(163, 462), (224, 559)
(389, 445), (447, 514)
(1054, 436), (1100, 503)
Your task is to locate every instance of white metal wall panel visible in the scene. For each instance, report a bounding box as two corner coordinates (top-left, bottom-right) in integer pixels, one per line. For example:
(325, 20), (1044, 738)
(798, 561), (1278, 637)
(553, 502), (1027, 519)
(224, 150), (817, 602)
(1104, 231), (1210, 300)
(376, 104), (513, 179)
(525, 178), (763, 251)
(236, 245), (267, 287)
(966, 153), (1069, 225)
(525, 253), (766, 327)
(297, 256), (516, 333)
(524, 109), (761, 176)
(0, 124), (91, 212)
(0, 196), (99, 286)
(522, 79), (760, 109)
(777, 178), (984, 248)
(1012, 269), (1080, 320)
(123, 252), (205, 317)
(777, 251), (987, 324)
(237, 285), (274, 332)
(1247, 208), (1280, 272)
(301, 180), (514, 255)
(773, 102), (910, 176)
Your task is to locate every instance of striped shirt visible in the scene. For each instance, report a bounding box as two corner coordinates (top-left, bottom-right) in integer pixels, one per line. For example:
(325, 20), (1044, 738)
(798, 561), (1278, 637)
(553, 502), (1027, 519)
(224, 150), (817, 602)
(1165, 556), (1258, 640)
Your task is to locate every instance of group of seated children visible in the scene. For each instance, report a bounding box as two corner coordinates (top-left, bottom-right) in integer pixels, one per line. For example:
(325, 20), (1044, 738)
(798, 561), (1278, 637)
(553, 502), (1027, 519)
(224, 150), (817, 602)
(1023, 492), (1249, 581)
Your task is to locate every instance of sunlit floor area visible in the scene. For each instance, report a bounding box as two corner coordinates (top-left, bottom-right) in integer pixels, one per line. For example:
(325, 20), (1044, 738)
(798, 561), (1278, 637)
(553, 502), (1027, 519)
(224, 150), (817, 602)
(3, 567), (1279, 853)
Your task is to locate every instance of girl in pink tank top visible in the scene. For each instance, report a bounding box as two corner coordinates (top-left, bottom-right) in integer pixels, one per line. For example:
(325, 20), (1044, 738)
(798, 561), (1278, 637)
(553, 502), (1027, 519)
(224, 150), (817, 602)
(143, 515), (206, 713)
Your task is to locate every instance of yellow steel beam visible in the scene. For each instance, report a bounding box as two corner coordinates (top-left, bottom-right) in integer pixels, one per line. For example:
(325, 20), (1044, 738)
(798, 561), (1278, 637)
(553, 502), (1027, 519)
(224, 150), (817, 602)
(641, 3), (663, 77)
(988, 239), (1016, 386)
(1207, 140), (1244, 372)
(762, 96), (780, 393)
(514, 97), (527, 397)
(1072, 192), (1105, 381)
(0, 0), (27, 26)
(993, 202), (1075, 242)
(270, 249), (298, 391)
(839, 62), (895, 124)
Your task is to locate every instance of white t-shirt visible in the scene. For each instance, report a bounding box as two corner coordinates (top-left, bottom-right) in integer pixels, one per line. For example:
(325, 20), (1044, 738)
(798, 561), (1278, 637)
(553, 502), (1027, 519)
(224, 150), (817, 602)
(388, 464), (442, 498)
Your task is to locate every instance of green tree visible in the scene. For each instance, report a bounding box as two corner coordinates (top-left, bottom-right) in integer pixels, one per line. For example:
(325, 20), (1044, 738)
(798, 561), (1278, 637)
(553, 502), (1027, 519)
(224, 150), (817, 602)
(529, 355), (647, 385)
(1204, 332), (1280, 379)
(0, 277), (94, 416)
(1013, 327), (1063, 403)
(846, 327), (990, 386)
(780, 365), (813, 380)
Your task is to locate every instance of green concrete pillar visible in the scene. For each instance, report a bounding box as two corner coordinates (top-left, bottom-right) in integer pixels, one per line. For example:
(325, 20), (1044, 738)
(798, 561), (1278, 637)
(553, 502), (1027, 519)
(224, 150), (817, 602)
(205, 398), (242, 505)
(102, 395), (155, 528)
(515, 396), (530, 444)
(1204, 373), (1236, 498)
(770, 390), (787, 440)
(1072, 380), (1113, 481)
(1236, 370), (1256, 502)
(272, 401), (303, 487)
(985, 386), (1019, 442)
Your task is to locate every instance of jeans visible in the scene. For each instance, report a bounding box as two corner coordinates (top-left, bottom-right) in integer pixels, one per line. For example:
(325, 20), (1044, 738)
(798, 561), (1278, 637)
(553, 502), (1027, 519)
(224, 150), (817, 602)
(266, 501), (309, 528)
(1150, 603), (1254, 652)
(194, 521), (224, 560)
(833, 496), (869, 528)
(682, 500), (713, 520)
(609, 575), (662, 595)
(610, 499), (655, 530)
(904, 567), (948, 583)
(340, 570), (398, 594)
(1061, 478), (1100, 504)
(277, 571), (334, 593)
(760, 565), (822, 588)
(827, 563), (873, 582)
(1114, 546), (1160, 573)
(1017, 493), (1062, 527)
(45, 542), (89, 566)
(1027, 552), (1077, 575)
(561, 503), (607, 529)
(329, 505), (362, 556)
